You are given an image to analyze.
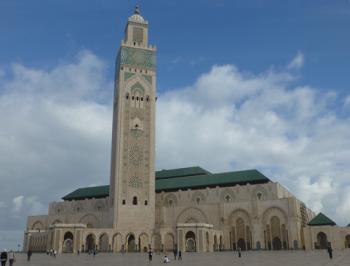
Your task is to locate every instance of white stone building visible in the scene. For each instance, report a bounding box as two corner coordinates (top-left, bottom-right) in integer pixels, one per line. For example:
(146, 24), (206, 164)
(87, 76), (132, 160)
(23, 7), (350, 254)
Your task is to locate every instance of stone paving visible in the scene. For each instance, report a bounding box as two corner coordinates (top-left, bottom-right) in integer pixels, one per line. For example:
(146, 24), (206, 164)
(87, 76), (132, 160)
(10, 250), (350, 266)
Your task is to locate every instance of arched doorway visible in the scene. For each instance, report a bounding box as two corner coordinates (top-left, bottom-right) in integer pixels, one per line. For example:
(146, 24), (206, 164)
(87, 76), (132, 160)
(270, 216), (282, 250)
(185, 231), (196, 252)
(127, 234), (136, 252)
(237, 238), (246, 251)
(86, 234), (96, 252)
(317, 232), (328, 249)
(345, 235), (350, 248)
(236, 218), (247, 250)
(63, 232), (74, 253)
(99, 233), (109, 252)
(272, 237), (282, 250)
(164, 233), (174, 252)
(112, 234), (123, 253)
(139, 233), (149, 252)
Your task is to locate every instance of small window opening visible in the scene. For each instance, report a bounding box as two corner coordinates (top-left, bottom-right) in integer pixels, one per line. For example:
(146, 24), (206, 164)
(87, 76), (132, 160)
(132, 96), (135, 100)
(196, 197), (200, 204)
(122, 200), (126, 205)
(133, 196), (138, 205)
(136, 96), (139, 101)
(134, 42), (136, 46)
(126, 95), (129, 99)
(225, 195), (230, 202)
(146, 96), (149, 102)
(257, 192), (262, 200)
(144, 200), (148, 205)
(169, 200), (173, 206)
(141, 97), (143, 101)
(135, 124), (138, 128)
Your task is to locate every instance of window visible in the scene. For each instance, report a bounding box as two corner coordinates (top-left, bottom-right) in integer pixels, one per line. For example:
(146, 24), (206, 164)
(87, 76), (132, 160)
(144, 200), (148, 206)
(196, 197), (200, 204)
(257, 192), (262, 200)
(122, 200), (126, 205)
(133, 196), (138, 205)
(225, 195), (231, 202)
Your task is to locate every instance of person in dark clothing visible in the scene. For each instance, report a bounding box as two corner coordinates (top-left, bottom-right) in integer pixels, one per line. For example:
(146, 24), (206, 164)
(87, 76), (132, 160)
(238, 248), (242, 258)
(148, 249), (153, 261)
(0, 250), (8, 266)
(27, 250), (32, 261)
(178, 250), (182, 260)
(173, 249), (177, 260)
(327, 244), (333, 259)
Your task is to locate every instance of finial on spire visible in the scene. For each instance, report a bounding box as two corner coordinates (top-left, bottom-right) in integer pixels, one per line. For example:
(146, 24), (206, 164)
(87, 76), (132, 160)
(134, 5), (140, 15)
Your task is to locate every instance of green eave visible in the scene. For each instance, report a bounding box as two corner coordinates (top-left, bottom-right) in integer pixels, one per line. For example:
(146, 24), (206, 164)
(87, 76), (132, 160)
(155, 169), (269, 192)
(62, 168), (270, 201)
(308, 212), (336, 226)
(62, 185), (109, 201)
(155, 166), (211, 179)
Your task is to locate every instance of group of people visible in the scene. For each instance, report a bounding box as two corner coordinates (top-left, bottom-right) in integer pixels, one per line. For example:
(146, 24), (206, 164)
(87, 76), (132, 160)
(45, 249), (58, 257)
(0, 250), (16, 266)
(147, 248), (182, 263)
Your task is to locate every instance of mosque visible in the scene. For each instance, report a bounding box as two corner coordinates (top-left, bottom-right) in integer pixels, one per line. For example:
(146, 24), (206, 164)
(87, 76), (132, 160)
(23, 7), (350, 253)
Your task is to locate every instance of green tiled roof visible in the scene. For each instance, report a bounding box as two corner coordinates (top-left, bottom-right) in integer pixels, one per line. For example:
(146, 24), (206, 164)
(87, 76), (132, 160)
(155, 166), (211, 179)
(308, 213), (336, 226)
(62, 168), (270, 201)
(155, 169), (269, 192)
(62, 185), (109, 201)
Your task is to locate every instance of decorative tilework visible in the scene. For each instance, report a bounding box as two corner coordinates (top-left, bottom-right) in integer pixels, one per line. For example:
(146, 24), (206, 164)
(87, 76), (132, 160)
(120, 47), (156, 69)
(142, 74), (152, 84)
(124, 72), (135, 81)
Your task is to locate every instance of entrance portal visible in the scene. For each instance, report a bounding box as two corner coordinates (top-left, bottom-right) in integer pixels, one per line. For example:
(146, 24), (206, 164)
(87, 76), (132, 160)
(185, 231), (196, 252)
(317, 232), (328, 249)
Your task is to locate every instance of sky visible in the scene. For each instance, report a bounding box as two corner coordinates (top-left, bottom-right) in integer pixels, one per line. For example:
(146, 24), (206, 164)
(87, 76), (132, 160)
(0, 0), (350, 250)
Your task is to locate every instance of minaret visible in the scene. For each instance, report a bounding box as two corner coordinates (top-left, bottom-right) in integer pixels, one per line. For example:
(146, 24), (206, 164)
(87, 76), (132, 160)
(109, 6), (156, 235)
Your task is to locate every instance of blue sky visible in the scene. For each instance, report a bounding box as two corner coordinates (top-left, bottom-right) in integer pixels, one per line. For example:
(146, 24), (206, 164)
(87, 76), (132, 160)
(1, 0), (349, 94)
(0, 0), (350, 250)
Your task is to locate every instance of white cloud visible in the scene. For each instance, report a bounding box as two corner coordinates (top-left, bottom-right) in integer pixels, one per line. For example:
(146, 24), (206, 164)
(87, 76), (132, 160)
(287, 51), (304, 70)
(12, 196), (24, 214)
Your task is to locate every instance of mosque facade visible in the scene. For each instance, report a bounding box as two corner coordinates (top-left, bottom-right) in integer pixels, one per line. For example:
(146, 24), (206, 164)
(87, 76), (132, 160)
(23, 7), (350, 254)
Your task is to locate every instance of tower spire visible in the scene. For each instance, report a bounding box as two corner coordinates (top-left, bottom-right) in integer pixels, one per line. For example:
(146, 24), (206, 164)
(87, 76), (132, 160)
(134, 5), (140, 15)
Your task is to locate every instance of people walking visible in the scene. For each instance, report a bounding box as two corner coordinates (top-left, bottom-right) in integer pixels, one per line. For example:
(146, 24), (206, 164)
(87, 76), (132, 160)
(148, 249), (153, 262)
(327, 244), (333, 259)
(238, 247), (242, 258)
(8, 251), (15, 266)
(27, 250), (32, 261)
(0, 250), (7, 266)
(178, 250), (182, 260)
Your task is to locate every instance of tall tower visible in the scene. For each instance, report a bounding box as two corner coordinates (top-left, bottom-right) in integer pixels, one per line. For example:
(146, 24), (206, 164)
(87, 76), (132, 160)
(109, 6), (156, 233)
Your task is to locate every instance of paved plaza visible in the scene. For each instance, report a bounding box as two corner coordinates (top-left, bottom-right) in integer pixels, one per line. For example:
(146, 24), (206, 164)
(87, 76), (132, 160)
(11, 250), (350, 266)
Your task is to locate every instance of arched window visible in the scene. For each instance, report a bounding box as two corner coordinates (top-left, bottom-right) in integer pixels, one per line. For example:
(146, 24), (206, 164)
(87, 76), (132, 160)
(122, 200), (126, 205)
(133, 196), (138, 205)
(257, 192), (262, 200)
(144, 200), (148, 206)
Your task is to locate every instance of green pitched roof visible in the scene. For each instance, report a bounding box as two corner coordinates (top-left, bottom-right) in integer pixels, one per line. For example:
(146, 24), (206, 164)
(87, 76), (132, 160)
(62, 185), (109, 201)
(156, 166), (211, 179)
(308, 212), (336, 226)
(155, 169), (269, 192)
(347, 223), (350, 227)
(62, 168), (270, 201)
